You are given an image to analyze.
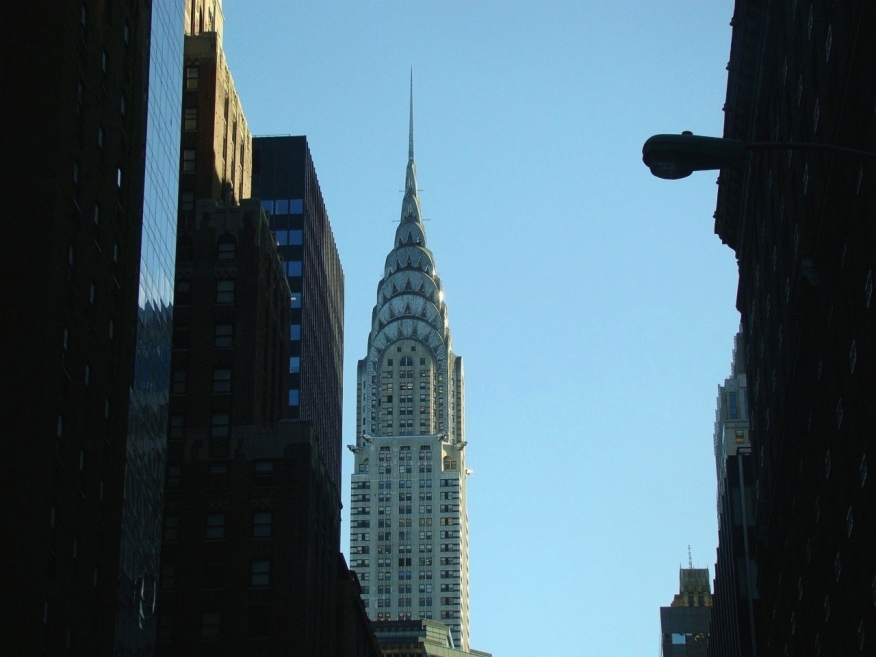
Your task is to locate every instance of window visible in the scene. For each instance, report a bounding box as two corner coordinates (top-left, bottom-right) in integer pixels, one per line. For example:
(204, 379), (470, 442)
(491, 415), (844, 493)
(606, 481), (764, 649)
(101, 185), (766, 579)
(170, 415), (184, 439)
(171, 370), (186, 394)
(288, 389), (299, 406)
(254, 460), (274, 480)
(163, 516), (179, 541)
(161, 565), (176, 589)
(185, 66), (198, 90)
(210, 413), (230, 438)
(251, 560), (270, 587)
(205, 514), (226, 540)
(184, 108), (197, 130)
(165, 465), (180, 488)
(252, 511), (272, 538)
(285, 261), (302, 277)
(217, 236), (236, 260)
(216, 280), (234, 303)
(213, 369), (231, 393)
(200, 612), (220, 638)
(277, 229), (303, 246)
(728, 392), (738, 419)
(290, 324), (301, 340)
(289, 357), (300, 373)
(175, 280), (191, 304)
(182, 149), (195, 172)
(214, 324), (233, 348)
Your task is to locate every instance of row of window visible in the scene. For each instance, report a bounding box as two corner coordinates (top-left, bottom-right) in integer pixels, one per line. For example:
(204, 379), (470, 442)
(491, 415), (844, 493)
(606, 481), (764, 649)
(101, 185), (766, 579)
(175, 279), (302, 309)
(350, 517), (438, 530)
(385, 357), (429, 367)
(163, 511), (272, 541)
(162, 607), (271, 642)
(162, 559), (270, 591)
(261, 199), (303, 215)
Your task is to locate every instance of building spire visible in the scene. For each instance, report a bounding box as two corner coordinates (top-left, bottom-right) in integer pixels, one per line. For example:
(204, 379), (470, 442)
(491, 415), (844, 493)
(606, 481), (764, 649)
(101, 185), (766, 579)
(408, 68), (415, 163)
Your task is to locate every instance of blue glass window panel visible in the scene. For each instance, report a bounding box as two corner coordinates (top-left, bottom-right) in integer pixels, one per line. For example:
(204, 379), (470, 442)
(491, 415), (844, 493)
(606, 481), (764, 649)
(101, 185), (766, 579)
(288, 229), (303, 245)
(275, 230), (288, 246)
(729, 392), (738, 420)
(288, 389), (299, 406)
(289, 199), (303, 214)
(289, 357), (300, 373)
(290, 324), (301, 340)
(285, 261), (302, 277)
(261, 199), (273, 213)
(290, 293), (301, 309)
(275, 199), (289, 214)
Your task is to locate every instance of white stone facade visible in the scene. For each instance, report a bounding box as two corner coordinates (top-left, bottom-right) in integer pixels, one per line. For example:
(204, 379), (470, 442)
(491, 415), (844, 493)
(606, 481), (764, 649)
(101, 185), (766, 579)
(349, 91), (470, 650)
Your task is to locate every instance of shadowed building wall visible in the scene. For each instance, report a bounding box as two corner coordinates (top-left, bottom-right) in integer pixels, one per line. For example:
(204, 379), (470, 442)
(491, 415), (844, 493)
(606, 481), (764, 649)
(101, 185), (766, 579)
(2, 1), (183, 654)
(714, 1), (875, 654)
(708, 334), (758, 657)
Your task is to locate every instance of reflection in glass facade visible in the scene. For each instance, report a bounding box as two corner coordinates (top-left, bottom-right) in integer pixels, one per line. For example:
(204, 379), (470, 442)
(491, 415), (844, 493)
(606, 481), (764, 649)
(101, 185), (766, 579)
(114, 0), (183, 653)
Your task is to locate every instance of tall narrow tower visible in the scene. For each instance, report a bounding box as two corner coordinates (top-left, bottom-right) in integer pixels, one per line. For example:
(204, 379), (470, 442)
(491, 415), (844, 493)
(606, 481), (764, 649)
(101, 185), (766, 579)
(349, 82), (470, 650)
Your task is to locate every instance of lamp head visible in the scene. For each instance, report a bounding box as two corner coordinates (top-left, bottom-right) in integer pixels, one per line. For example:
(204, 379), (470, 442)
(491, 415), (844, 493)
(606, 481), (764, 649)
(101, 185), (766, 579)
(643, 133), (746, 179)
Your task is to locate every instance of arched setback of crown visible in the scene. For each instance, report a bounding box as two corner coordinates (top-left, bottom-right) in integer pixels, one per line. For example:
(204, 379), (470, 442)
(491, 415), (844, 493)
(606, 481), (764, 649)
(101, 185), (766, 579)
(375, 269), (443, 314)
(384, 244), (436, 279)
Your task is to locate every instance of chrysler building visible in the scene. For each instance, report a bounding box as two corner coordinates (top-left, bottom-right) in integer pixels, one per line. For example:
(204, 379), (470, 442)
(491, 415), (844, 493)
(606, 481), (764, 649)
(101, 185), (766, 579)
(349, 85), (471, 650)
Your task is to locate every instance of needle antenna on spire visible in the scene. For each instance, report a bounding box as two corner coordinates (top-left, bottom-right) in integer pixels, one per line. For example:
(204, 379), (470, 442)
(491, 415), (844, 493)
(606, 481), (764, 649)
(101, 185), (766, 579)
(408, 68), (414, 162)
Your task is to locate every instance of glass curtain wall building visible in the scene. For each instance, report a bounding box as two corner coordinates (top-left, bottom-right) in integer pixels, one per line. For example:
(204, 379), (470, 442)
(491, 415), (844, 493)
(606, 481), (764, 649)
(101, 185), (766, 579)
(349, 91), (472, 651)
(114, 0), (185, 652)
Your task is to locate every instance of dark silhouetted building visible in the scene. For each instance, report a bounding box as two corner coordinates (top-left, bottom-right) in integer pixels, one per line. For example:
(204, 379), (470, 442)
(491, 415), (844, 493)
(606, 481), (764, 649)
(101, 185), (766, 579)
(252, 135), (345, 499)
(708, 333), (758, 657)
(337, 555), (384, 657)
(2, 1), (183, 654)
(661, 568), (713, 656)
(714, 1), (875, 655)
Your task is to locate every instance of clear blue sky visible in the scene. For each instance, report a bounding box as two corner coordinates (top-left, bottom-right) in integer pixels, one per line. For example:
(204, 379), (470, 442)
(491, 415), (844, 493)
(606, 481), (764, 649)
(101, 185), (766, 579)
(224, 2), (738, 654)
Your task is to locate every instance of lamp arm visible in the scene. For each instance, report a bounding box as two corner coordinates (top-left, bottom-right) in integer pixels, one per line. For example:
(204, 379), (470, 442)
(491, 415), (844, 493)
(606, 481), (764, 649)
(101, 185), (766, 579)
(745, 142), (876, 160)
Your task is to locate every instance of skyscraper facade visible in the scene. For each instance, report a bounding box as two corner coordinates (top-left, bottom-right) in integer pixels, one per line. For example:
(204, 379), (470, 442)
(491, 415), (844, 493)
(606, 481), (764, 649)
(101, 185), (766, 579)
(252, 136), (345, 498)
(714, 1), (874, 654)
(661, 567), (714, 657)
(2, 0), (183, 653)
(708, 333), (758, 657)
(349, 93), (471, 651)
(115, 0), (185, 652)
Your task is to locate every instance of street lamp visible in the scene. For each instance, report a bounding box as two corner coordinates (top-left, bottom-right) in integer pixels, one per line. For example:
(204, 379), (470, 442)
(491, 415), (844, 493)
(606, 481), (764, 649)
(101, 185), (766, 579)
(642, 132), (876, 180)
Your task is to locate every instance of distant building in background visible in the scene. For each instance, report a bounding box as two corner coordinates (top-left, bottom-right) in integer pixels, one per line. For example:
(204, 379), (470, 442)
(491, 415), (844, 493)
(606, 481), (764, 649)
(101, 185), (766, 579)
(661, 567), (713, 656)
(251, 135), (346, 499)
(708, 333), (758, 657)
(372, 618), (492, 657)
(348, 86), (478, 652)
(2, 1), (183, 653)
(714, 1), (874, 654)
